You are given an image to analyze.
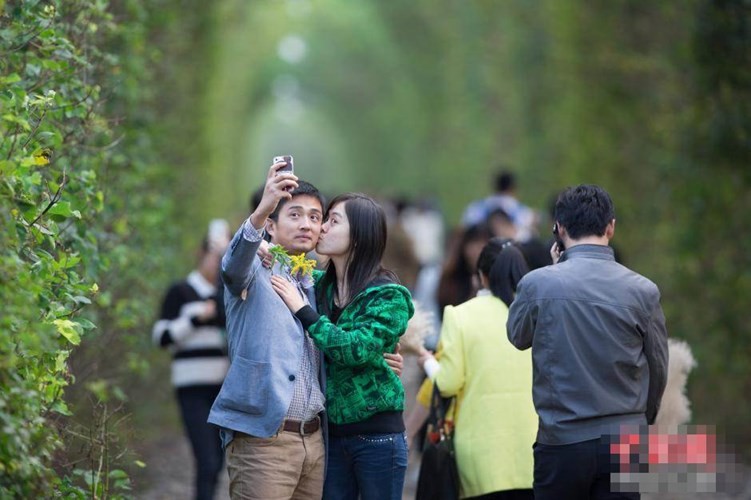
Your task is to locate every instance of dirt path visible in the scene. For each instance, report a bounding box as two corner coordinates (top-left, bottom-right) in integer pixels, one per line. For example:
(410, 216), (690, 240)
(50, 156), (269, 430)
(132, 430), (419, 499)
(134, 433), (229, 500)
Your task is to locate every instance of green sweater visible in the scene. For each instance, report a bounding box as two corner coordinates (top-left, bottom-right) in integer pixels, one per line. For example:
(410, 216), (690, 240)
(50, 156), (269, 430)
(296, 276), (414, 425)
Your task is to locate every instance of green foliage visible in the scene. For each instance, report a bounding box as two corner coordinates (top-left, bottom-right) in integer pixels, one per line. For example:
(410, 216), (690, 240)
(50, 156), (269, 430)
(0, 0), (177, 495)
(665, 0), (751, 452)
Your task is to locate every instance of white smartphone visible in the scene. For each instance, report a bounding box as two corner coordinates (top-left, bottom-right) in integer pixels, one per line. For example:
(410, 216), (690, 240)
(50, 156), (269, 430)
(272, 155), (294, 174)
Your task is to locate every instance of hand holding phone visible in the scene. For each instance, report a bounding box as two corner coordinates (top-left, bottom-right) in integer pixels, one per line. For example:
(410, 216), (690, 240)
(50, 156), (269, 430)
(552, 223), (565, 253)
(273, 155), (294, 175)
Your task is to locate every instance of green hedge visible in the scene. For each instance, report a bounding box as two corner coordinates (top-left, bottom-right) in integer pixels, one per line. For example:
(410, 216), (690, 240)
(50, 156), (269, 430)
(0, 1), (178, 496)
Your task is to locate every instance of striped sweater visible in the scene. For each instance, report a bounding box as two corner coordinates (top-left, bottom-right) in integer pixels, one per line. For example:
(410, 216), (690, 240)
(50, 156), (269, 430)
(152, 271), (229, 387)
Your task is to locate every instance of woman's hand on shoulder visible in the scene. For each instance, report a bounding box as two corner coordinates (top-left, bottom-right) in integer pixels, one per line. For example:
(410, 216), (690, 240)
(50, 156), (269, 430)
(270, 275), (305, 313)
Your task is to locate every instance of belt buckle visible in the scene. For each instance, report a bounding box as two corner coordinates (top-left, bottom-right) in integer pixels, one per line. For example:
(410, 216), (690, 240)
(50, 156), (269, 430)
(300, 416), (317, 437)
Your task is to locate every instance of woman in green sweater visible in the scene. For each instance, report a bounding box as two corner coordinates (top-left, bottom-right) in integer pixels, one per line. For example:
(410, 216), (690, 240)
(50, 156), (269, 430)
(271, 192), (414, 500)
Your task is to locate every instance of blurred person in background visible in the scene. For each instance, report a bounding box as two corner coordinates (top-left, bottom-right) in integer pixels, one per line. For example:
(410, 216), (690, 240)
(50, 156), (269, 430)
(152, 219), (231, 500)
(381, 196), (436, 447)
(397, 196), (445, 347)
(417, 238), (536, 499)
(436, 224), (492, 314)
(487, 206), (551, 271)
(381, 197), (421, 291)
(486, 208), (517, 241)
(461, 169), (539, 242)
(413, 223), (490, 450)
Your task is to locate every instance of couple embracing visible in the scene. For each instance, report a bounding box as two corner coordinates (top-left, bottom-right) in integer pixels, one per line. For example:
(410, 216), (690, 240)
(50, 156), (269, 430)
(207, 160), (413, 500)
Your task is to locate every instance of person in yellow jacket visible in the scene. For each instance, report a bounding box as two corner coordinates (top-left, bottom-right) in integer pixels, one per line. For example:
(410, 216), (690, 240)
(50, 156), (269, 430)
(418, 238), (537, 499)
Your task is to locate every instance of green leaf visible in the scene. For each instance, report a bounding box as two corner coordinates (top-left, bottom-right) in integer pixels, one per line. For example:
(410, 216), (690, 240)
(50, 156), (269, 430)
(62, 255), (81, 268)
(54, 351), (70, 372)
(1, 73), (21, 84)
(53, 319), (81, 345)
(2, 114), (31, 131)
(108, 469), (128, 480)
(77, 318), (97, 330)
(51, 399), (72, 416)
(47, 202), (81, 219)
(112, 386), (128, 402)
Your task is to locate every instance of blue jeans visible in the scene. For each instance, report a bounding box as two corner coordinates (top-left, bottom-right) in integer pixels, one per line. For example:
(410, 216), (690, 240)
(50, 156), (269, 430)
(323, 432), (408, 500)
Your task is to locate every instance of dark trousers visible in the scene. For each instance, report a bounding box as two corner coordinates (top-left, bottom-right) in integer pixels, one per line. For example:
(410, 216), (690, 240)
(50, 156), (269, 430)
(176, 385), (224, 500)
(533, 439), (639, 500)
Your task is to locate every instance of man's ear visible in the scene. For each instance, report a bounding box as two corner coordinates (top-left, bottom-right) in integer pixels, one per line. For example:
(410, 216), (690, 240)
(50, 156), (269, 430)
(605, 219), (616, 239)
(265, 218), (276, 240)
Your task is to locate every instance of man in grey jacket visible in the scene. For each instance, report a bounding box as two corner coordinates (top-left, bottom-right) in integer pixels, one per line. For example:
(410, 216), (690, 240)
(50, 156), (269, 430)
(208, 161), (328, 499)
(507, 184), (668, 500)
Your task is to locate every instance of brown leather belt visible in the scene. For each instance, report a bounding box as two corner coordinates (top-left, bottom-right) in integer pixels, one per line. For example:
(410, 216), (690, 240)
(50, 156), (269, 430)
(282, 417), (320, 436)
(234, 417), (321, 439)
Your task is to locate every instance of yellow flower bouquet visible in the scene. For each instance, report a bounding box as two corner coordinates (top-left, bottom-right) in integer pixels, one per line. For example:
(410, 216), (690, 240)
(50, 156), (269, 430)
(269, 245), (317, 288)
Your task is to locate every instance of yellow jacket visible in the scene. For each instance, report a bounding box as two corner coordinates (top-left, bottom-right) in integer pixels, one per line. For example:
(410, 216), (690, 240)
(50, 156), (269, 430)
(434, 292), (537, 498)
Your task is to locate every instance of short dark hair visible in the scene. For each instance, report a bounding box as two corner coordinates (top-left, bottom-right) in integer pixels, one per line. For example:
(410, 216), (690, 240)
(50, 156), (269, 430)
(268, 180), (325, 221)
(554, 184), (615, 240)
(494, 170), (516, 192)
(476, 237), (529, 307)
(487, 207), (513, 224)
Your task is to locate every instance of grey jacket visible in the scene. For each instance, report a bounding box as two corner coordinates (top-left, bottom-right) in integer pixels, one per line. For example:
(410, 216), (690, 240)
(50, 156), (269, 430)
(507, 244), (668, 445)
(207, 225), (325, 440)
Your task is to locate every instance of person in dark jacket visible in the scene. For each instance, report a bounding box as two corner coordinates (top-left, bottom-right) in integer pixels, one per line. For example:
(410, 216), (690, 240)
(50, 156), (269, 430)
(507, 184), (669, 500)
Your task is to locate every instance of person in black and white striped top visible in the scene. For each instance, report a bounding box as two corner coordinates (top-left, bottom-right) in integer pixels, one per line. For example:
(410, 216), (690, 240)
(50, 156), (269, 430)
(152, 221), (230, 500)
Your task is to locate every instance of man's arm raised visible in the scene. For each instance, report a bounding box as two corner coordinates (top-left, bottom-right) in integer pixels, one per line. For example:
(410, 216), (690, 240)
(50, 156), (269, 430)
(222, 162), (299, 296)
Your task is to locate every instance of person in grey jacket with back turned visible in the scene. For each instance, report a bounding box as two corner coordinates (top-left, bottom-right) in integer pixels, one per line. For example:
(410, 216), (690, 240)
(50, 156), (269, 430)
(507, 184), (668, 500)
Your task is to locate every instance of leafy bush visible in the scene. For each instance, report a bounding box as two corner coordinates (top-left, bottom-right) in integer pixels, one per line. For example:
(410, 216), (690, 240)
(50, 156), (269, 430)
(0, 1), (176, 495)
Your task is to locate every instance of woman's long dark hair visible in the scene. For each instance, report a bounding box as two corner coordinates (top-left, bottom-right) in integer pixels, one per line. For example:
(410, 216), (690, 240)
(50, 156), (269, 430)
(476, 237), (530, 307)
(436, 224), (492, 311)
(318, 193), (397, 315)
